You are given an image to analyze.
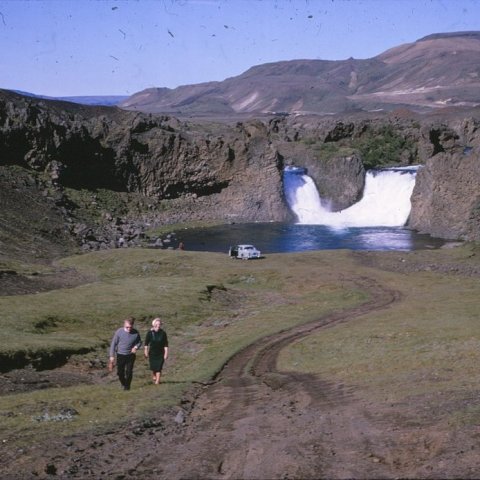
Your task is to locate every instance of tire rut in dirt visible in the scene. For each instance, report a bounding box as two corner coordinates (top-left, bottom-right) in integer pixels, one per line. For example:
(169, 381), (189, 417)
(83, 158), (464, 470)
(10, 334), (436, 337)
(221, 276), (399, 404)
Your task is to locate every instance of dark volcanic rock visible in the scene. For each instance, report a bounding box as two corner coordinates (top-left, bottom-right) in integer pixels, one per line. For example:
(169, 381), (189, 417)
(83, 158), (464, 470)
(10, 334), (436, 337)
(0, 165), (75, 263)
(0, 90), (289, 225)
(409, 151), (480, 240)
(306, 154), (365, 211)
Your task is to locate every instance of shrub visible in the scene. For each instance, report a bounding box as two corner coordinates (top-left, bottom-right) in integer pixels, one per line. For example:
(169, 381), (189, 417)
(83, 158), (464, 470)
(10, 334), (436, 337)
(355, 125), (414, 168)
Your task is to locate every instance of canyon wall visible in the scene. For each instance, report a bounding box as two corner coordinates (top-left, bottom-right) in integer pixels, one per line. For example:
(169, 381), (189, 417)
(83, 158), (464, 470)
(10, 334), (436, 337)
(1, 90), (479, 249)
(0, 91), (289, 229)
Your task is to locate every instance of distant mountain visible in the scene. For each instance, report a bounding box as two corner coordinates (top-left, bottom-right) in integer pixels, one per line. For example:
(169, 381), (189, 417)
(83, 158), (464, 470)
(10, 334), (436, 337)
(119, 31), (480, 116)
(58, 95), (128, 106)
(13, 90), (127, 106)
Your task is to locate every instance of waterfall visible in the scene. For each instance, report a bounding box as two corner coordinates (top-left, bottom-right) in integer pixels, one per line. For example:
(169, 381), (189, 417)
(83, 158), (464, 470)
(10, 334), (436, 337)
(283, 165), (419, 228)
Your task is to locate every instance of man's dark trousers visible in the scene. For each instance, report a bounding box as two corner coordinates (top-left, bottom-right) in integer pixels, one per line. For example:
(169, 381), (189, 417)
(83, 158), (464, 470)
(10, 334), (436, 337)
(116, 353), (136, 390)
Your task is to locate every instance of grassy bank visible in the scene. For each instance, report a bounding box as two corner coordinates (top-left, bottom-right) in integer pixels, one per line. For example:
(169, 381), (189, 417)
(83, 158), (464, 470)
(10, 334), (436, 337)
(0, 248), (366, 445)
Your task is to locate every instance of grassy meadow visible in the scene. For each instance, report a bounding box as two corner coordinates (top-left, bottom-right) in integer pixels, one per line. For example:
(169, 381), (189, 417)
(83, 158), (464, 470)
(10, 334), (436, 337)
(1, 244), (479, 445)
(0, 248), (364, 445)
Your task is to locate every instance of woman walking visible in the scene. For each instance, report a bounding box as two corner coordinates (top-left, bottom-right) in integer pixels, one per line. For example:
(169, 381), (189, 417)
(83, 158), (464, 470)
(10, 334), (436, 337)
(144, 318), (169, 384)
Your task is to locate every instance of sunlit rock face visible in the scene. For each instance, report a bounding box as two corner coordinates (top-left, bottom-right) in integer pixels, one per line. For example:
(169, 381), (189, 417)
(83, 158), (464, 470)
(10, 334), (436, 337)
(0, 90), (289, 224)
(409, 151), (480, 241)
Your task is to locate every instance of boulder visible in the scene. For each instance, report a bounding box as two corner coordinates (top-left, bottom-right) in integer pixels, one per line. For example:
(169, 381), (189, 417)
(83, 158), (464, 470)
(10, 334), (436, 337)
(305, 154), (365, 211)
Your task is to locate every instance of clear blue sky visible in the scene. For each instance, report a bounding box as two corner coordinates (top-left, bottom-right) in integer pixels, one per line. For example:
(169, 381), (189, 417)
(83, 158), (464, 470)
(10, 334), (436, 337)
(0, 0), (479, 97)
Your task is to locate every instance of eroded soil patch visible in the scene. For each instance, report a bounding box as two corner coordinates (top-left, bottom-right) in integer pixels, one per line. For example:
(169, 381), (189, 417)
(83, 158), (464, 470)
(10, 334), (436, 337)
(0, 267), (96, 297)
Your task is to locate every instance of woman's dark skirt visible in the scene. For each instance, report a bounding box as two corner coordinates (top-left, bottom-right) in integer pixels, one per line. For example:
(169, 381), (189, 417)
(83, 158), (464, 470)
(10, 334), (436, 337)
(149, 355), (164, 372)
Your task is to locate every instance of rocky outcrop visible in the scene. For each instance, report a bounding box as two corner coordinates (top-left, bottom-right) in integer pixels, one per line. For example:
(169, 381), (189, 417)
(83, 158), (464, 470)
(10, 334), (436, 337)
(303, 154), (365, 211)
(274, 112), (480, 240)
(0, 91), (289, 231)
(409, 150), (480, 240)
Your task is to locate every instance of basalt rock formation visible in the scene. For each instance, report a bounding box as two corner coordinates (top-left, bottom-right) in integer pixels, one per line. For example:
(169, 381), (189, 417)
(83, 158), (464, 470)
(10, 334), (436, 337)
(410, 150), (480, 240)
(0, 89), (479, 264)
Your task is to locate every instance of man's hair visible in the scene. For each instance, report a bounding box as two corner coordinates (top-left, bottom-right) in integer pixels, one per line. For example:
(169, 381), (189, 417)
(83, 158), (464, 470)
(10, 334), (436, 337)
(124, 316), (135, 325)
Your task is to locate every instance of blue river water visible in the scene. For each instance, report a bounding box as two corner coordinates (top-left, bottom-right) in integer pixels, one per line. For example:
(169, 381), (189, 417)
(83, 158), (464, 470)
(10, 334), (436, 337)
(173, 222), (445, 254)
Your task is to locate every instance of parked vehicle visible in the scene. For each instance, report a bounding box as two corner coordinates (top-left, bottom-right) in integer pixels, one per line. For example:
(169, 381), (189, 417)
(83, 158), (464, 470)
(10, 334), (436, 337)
(228, 244), (261, 259)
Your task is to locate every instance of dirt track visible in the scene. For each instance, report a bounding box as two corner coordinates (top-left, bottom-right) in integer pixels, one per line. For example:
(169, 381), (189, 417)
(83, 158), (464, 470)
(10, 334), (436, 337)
(150, 276), (401, 479)
(4, 272), (480, 479)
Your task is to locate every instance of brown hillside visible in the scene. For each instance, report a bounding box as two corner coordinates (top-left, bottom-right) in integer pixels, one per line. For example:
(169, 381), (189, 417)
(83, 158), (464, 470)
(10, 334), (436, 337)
(120, 32), (480, 116)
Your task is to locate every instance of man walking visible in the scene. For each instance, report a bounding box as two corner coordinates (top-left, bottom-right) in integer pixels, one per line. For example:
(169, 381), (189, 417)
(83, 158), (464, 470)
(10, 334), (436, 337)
(109, 317), (142, 390)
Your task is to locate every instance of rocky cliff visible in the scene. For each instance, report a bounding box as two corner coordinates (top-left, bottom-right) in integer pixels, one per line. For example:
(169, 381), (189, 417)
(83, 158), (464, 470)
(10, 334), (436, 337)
(0, 89), (479, 261)
(410, 150), (480, 240)
(0, 90), (290, 258)
(0, 91), (288, 217)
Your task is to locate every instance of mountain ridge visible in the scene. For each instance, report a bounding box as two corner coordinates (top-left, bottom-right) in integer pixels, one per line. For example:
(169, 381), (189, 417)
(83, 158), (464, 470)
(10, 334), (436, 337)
(119, 31), (480, 116)
(12, 90), (127, 106)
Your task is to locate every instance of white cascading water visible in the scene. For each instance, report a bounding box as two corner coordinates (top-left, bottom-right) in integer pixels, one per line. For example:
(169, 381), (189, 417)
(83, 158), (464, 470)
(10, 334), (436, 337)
(283, 165), (419, 228)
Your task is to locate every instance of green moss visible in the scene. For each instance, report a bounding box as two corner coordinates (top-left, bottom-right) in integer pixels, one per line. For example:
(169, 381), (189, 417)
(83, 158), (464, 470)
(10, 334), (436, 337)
(278, 254), (480, 413)
(0, 249), (367, 443)
(354, 124), (415, 168)
(314, 142), (356, 160)
(299, 124), (416, 168)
